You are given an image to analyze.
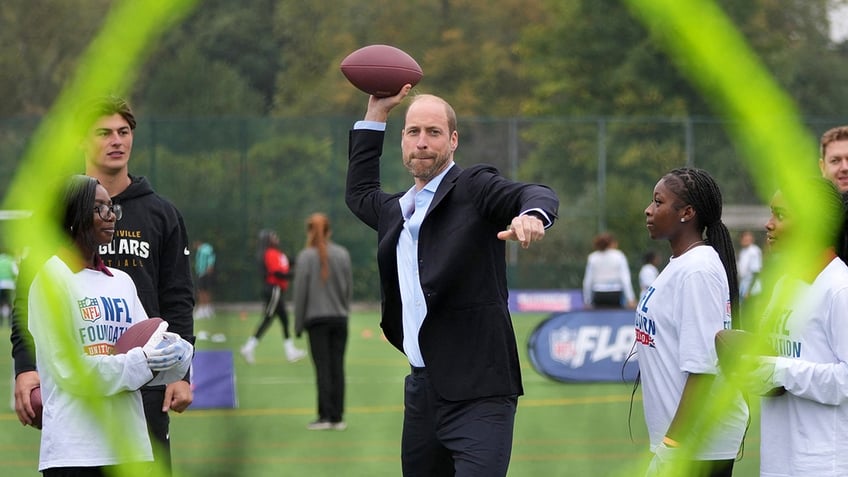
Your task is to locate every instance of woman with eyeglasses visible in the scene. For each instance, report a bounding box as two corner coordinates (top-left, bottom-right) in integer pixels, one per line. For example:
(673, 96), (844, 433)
(28, 175), (192, 477)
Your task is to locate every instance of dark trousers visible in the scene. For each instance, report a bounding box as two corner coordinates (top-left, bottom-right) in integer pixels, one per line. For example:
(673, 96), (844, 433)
(694, 459), (735, 477)
(306, 320), (347, 422)
(592, 290), (623, 308)
(401, 367), (517, 477)
(141, 386), (171, 475)
(42, 463), (148, 477)
(255, 285), (291, 339)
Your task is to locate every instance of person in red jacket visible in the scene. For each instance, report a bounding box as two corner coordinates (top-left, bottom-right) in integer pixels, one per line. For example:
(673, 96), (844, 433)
(241, 229), (306, 364)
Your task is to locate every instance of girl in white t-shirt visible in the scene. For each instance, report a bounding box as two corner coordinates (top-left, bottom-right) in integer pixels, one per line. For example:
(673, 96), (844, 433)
(748, 178), (848, 477)
(637, 168), (748, 477)
(28, 175), (192, 476)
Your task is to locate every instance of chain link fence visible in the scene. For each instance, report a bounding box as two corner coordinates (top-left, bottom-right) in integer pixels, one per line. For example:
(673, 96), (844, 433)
(0, 115), (840, 302)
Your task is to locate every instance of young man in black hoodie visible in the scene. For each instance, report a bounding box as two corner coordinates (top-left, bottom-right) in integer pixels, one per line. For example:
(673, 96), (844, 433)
(11, 96), (196, 474)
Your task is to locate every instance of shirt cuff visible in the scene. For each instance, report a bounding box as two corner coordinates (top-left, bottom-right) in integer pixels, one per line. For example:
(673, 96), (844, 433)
(520, 208), (553, 229)
(771, 356), (788, 386)
(353, 120), (386, 131)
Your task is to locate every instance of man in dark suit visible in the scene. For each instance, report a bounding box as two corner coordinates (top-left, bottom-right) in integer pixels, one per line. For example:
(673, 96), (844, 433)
(346, 84), (559, 476)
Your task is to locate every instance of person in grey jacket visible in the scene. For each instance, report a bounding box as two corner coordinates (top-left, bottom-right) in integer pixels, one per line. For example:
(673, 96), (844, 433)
(293, 212), (353, 431)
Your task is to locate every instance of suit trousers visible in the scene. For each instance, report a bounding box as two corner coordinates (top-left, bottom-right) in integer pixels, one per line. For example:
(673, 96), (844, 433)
(306, 320), (348, 422)
(401, 367), (517, 477)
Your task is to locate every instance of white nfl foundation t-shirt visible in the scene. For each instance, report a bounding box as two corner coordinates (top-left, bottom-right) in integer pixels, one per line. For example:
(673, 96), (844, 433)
(635, 245), (748, 459)
(760, 257), (848, 477)
(29, 256), (155, 471)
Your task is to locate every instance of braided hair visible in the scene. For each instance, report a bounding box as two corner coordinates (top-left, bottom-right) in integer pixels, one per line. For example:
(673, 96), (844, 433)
(663, 167), (740, 321)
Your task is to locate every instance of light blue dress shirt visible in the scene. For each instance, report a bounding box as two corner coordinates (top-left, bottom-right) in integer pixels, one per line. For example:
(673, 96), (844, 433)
(396, 163), (454, 367)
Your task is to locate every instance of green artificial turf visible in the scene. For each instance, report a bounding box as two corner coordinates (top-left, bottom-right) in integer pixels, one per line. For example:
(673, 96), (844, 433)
(0, 309), (761, 476)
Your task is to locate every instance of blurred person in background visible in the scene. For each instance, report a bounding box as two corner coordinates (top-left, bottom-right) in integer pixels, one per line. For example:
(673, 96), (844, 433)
(293, 213), (352, 430)
(0, 247), (18, 326)
(583, 232), (636, 309)
(736, 230), (762, 306)
(241, 229), (306, 364)
(638, 250), (660, 301)
(193, 240), (216, 320)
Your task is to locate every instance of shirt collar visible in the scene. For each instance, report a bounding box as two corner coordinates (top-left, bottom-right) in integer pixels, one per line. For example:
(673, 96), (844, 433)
(88, 255), (113, 277)
(399, 162), (455, 219)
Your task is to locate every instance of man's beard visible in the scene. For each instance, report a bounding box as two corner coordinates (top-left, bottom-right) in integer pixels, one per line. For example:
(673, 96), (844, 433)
(404, 152), (449, 182)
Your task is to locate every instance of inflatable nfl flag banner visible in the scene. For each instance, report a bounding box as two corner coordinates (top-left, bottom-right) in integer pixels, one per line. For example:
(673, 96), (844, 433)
(528, 310), (639, 383)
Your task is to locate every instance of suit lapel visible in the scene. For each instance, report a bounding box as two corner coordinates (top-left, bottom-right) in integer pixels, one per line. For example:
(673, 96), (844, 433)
(426, 164), (462, 219)
(385, 200), (405, 242)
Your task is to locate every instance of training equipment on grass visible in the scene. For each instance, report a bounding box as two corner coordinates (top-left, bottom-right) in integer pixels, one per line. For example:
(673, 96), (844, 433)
(30, 386), (43, 430)
(340, 44), (423, 97)
(114, 317), (165, 354)
(715, 329), (785, 396)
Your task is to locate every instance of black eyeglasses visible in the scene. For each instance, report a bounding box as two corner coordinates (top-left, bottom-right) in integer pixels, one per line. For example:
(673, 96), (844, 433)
(94, 203), (122, 221)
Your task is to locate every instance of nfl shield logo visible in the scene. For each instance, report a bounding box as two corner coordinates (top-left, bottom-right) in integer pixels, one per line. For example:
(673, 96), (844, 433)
(550, 326), (577, 364)
(78, 297), (101, 322)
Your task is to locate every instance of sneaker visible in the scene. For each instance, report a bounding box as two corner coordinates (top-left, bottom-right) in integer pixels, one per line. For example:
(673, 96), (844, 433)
(196, 330), (209, 341)
(286, 348), (307, 363)
(331, 421), (347, 431)
(240, 345), (255, 364)
(307, 420), (333, 431)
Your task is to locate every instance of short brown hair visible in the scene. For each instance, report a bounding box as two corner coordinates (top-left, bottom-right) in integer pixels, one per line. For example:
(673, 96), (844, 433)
(77, 95), (137, 132)
(592, 232), (614, 251)
(820, 126), (848, 158)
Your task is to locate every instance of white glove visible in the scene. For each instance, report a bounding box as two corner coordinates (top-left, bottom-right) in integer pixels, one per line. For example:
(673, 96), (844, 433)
(141, 321), (169, 367)
(740, 355), (781, 396)
(146, 332), (193, 386)
(645, 442), (681, 477)
(143, 326), (191, 371)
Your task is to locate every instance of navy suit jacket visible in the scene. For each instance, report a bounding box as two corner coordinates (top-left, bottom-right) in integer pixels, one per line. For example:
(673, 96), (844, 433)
(346, 128), (559, 401)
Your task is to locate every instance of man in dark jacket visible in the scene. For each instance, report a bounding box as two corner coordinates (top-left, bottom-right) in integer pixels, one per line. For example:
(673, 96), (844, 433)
(11, 96), (195, 475)
(346, 85), (559, 476)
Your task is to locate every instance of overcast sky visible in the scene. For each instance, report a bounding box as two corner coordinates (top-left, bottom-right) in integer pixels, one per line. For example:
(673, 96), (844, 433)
(831, 3), (848, 41)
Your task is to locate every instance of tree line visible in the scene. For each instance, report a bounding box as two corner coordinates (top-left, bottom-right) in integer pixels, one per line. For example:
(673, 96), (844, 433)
(2, 0), (847, 300)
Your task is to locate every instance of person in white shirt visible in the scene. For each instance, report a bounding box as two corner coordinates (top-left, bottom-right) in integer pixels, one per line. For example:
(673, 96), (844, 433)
(740, 177), (848, 477)
(583, 232), (636, 309)
(736, 230), (762, 304)
(637, 167), (747, 477)
(29, 175), (191, 476)
(638, 250), (660, 300)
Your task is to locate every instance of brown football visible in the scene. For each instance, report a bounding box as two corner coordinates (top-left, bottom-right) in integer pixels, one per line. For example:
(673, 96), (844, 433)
(340, 44), (423, 97)
(114, 317), (164, 354)
(30, 386), (43, 430)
